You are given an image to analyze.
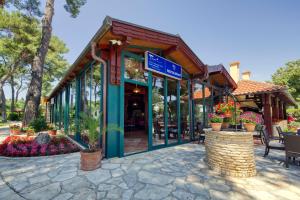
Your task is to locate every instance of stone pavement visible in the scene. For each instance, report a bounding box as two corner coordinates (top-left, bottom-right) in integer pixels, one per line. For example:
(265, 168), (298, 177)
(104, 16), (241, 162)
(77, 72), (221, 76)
(0, 144), (299, 200)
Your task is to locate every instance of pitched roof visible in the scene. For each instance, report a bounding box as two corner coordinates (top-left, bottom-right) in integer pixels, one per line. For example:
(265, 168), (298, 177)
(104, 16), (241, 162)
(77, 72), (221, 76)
(232, 80), (285, 95)
(233, 80), (297, 106)
(207, 64), (237, 89)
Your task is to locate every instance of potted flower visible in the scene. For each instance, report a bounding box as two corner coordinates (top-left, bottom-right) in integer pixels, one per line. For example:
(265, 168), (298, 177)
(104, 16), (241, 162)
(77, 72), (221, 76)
(208, 113), (224, 131)
(240, 111), (263, 132)
(215, 101), (240, 118)
(48, 124), (58, 136)
(79, 113), (122, 171)
(9, 124), (21, 135)
(222, 117), (231, 129)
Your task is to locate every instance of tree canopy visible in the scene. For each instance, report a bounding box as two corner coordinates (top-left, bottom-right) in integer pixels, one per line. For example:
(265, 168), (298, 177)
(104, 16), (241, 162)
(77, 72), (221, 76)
(272, 60), (300, 101)
(0, 9), (69, 106)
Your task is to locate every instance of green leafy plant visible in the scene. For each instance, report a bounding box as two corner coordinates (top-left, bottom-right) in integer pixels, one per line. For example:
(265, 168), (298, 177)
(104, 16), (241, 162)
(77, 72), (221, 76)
(208, 113), (224, 123)
(8, 112), (20, 121)
(29, 117), (48, 132)
(79, 112), (122, 152)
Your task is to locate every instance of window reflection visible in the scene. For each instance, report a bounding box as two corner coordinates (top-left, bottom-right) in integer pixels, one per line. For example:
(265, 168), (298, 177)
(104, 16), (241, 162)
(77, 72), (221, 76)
(167, 79), (178, 144)
(124, 57), (148, 83)
(69, 81), (76, 136)
(180, 79), (190, 142)
(152, 76), (165, 146)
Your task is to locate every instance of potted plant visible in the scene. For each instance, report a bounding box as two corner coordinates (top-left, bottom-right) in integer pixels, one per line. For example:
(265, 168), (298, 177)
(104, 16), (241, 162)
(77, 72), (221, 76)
(222, 117), (231, 129)
(208, 113), (224, 131)
(26, 127), (35, 136)
(79, 113), (122, 171)
(9, 124), (21, 135)
(216, 101), (240, 118)
(240, 112), (263, 132)
(48, 124), (58, 136)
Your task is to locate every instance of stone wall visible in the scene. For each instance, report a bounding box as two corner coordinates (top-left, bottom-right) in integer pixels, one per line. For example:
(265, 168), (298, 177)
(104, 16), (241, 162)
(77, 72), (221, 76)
(205, 130), (256, 178)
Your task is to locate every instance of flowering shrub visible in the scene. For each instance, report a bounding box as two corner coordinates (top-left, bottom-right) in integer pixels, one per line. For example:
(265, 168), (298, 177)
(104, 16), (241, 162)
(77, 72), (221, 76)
(215, 101), (241, 114)
(0, 136), (79, 157)
(208, 113), (224, 123)
(239, 111), (263, 125)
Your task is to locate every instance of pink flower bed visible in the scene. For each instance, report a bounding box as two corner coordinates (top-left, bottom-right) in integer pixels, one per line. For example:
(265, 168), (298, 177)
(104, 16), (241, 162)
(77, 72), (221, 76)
(0, 136), (79, 157)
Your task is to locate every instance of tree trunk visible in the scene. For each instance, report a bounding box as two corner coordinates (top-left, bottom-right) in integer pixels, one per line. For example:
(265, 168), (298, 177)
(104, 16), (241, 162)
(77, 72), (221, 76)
(0, 88), (7, 122)
(15, 76), (24, 104)
(10, 76), (15, 112)
(23, 0), (55, 126)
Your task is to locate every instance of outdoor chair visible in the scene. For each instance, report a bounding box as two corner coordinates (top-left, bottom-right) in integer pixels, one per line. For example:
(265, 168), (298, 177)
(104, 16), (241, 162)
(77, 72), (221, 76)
(276, 126), (295, 143)
(196, 122), (205, 144)
(253, 125), (264, 144)
(283, 134), (300, 168)
(261, 128), (285, 157)
(154, 120), (165, 139)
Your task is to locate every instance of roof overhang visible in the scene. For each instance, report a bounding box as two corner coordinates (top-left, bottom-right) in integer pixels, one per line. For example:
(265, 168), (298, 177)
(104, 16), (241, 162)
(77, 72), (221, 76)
(47, 16), (207, 100)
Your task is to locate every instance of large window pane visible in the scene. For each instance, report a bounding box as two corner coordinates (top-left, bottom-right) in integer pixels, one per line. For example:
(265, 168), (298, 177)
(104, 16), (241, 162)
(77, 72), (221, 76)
(61, 89), (65, 132)
(124, 57), (148, 83)
(91, 64), (101, 119)
(193, 83), (204, 139)
(152, 76), (165, 146)
(69, 81), (76, 136)
(180, 79), (190, 142)
(85, 69), (91, 115)
(167, 79), (178, 144)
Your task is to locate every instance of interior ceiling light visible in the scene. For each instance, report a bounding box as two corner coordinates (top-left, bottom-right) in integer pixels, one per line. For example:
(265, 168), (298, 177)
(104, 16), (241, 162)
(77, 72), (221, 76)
(133, 85), (140, 94)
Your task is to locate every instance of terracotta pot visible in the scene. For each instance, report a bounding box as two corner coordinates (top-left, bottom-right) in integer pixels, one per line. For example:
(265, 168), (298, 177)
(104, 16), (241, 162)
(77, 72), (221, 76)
(211, 123), (222, 131)
(224, 112), (232, 118)
(48, 130), (57, 136)
(10, 129), (21, 135)
(80, 149), (102, 171)
(244, 123), (256, 132)
(222, 122), (230, 129)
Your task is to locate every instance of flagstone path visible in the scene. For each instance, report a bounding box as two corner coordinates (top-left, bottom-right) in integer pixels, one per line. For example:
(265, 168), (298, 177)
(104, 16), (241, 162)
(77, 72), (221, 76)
(0, 144), (299, 200)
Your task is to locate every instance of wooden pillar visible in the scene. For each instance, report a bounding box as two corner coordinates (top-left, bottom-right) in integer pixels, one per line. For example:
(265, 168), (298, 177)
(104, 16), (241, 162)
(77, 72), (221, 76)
(263, 94), (273, 135)
(283, 103), (287, 120)
(274, 97), (279, 121)
(278, 100), (283, 120)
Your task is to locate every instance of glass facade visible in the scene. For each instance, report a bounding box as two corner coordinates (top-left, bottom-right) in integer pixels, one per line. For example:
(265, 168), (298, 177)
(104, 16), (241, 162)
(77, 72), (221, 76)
(48, 49), (213, 158)
(152, 76), (165, 146)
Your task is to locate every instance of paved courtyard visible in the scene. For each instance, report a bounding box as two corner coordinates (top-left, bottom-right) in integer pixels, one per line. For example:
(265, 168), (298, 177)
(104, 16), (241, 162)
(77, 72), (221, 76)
(0, 143), (299, 200)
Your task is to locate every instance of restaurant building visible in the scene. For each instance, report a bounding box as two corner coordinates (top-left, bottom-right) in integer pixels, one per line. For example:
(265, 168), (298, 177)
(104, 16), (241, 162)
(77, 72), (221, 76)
(46, 16), (235, 158)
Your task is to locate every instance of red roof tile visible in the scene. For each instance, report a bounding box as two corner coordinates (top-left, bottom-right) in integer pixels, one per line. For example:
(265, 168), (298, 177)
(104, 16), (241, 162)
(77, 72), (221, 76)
(233, 80), (285, 95)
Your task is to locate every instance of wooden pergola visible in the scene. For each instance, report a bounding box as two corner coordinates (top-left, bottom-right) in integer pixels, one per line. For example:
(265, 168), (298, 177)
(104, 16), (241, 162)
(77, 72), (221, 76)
(233, 80), (297, 135)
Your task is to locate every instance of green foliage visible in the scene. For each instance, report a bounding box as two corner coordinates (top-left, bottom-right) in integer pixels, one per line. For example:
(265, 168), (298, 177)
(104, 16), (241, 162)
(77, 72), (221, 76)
(79, 112), (100, 151)
(8, 112), (20, 121)
(287, 107), (300, 122)
(79, 112), (123, 151)
(64, 0), (87, 17)
(4, 0), (43, 16)
(29, 116), (48, 132)
(272, 60), (300, 100)
(0, 9), (69, 96)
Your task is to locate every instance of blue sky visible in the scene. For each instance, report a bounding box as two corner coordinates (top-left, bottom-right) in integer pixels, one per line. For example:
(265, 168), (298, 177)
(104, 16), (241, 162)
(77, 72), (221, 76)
(5, 0), (300, 99)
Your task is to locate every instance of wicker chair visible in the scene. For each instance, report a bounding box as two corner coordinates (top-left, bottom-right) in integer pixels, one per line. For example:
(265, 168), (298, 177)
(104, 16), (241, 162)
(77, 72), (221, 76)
(283, 134), (300, 168)
(261, 128), (285, 157)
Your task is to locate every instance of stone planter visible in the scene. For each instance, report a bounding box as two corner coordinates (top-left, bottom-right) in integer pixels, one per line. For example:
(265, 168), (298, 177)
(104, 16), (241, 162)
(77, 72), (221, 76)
(222, 122), (230, 129)
(244, 123), (256, 132)
(211, 123), (222, 131)
(80, 149), (102, 171)
(205, 130), (256, 177)
(48, 130), (57, 136)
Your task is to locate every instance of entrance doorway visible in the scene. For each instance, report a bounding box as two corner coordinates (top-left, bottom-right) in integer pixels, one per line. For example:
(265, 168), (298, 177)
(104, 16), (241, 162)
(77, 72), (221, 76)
(124, 83), (148, 154)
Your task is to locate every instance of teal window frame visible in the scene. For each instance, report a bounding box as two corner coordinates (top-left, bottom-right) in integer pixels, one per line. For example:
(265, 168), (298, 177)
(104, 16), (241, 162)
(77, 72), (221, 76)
(120, 50), (193, 155)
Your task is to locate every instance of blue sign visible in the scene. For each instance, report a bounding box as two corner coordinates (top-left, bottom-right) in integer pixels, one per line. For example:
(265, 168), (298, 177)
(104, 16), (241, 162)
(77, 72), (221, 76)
(145, 51), (182, 80)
